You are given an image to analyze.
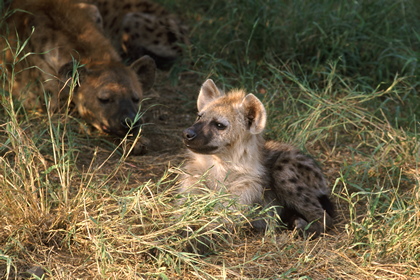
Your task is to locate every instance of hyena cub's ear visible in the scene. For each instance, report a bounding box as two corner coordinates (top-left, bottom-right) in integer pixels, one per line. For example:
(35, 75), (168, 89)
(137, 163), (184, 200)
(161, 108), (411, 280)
(197, 79), (224, 111)
(242, 94), (267, 134)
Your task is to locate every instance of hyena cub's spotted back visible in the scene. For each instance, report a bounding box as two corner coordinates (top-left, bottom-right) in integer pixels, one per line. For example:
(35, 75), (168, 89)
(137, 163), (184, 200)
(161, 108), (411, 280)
(180, 79), (334, 237)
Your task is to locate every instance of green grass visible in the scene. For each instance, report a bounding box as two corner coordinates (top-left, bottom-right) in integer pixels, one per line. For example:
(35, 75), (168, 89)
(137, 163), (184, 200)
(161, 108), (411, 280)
(1, 0), (420, 279)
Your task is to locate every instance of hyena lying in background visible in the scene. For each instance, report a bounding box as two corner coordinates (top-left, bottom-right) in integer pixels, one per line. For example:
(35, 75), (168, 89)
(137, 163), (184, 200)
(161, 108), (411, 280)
(1, 0), (156, 138)
(180, 79), (334, 238)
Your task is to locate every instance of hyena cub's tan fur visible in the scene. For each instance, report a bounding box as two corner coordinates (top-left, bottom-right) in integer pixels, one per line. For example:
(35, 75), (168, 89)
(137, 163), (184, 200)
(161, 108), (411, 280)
(180, 79), (334, 236)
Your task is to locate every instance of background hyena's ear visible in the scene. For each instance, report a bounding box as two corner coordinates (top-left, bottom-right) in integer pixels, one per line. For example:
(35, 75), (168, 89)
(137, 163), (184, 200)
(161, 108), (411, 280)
(197, 79), (223, 111)
(242, 93), (267, 134)
(130, 55), (156, 92)
(58, 61), (86, 87)
(75, 2), (103, 30)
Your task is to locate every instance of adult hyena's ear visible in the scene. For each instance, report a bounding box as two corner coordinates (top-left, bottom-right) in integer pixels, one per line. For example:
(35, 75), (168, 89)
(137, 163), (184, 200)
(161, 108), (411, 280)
(58, 61), (87, 87)
(54, 61), (87, 110)
(242, 93), (267, 134)
(130, 55), (156, 92)
(75, 2), (103, 30)
(197, 79), (224, 111)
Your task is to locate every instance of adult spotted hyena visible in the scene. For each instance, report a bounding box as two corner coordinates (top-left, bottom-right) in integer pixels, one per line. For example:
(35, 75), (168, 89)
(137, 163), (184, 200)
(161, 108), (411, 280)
(1, 0), (156, 137)
(80, 0), (189, 69)
(180, 79), (334, 237)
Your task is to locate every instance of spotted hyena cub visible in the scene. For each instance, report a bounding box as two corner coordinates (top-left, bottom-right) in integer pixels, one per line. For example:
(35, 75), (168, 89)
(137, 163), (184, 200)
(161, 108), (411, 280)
(180, 79), (334, 237)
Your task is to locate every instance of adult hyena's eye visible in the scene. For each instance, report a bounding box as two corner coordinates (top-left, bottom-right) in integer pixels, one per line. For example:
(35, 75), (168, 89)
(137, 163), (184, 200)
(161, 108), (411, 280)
(98, 97), (110, 104)
(98, 91), (112, 104)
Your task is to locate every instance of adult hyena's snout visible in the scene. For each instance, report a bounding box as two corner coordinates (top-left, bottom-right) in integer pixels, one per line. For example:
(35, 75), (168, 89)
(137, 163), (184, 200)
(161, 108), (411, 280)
(120, 111), (141, 131)
(109, 103), (142, 137)
(91, 98), (142, 138)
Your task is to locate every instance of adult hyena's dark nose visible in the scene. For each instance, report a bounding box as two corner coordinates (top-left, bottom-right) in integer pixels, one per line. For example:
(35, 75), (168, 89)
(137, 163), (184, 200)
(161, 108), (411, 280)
(183, 128), (196, 141)
(121, 116), (141, 130)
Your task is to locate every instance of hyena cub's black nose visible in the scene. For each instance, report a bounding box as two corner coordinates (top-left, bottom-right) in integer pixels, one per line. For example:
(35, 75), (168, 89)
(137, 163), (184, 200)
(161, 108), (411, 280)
(183, 128), (196, 141)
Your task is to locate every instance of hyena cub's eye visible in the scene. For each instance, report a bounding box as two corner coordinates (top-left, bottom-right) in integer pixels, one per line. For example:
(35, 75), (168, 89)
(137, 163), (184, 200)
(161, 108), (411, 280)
(132, 96), (140, 103)
(212, 121), (227, 130)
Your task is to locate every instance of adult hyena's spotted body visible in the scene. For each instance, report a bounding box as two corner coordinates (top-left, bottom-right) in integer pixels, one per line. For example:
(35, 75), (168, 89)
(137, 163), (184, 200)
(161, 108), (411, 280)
(180, 79), (334, 237)
(1, 0), (156, 137)
(82, 0), (189, 69)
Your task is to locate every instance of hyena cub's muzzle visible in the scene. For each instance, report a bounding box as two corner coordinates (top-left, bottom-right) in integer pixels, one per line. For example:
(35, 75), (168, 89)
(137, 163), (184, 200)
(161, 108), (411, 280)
(183, 122), (218, 154)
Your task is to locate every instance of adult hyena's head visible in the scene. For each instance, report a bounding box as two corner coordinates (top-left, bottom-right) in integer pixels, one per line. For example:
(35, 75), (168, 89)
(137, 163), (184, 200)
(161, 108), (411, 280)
(66, 56), (155, 137)
(183, 79), (267, 155)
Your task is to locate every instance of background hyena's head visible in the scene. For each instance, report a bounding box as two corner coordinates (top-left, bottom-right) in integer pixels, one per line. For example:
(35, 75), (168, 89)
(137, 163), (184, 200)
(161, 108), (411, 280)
(183, 79), (267, 155)
(64, 55), (156, 138)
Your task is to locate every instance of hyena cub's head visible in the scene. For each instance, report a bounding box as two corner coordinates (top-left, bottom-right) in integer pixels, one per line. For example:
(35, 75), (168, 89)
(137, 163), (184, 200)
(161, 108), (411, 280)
(65, 55), (156, 137)
(183, 79), (267, 154)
